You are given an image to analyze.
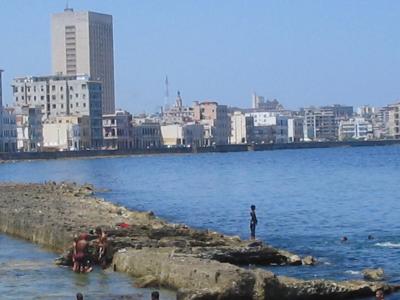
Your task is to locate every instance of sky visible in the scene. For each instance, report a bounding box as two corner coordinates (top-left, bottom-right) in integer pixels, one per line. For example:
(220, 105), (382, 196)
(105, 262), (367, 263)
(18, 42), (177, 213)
(0, 0), (399, 113)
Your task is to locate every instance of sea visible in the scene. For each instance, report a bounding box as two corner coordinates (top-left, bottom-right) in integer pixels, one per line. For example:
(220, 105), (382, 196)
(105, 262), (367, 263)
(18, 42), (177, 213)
(0, 145), (399, 299)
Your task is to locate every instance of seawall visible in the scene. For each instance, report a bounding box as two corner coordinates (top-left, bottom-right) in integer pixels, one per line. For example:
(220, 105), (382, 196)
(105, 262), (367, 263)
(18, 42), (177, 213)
(0, 182), (398, 300)
(0, 140), (399, 161)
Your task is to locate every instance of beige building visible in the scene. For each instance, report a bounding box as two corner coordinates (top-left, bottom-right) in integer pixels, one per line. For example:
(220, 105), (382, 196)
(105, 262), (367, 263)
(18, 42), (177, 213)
(161, 123), (204, 147)
(230, 111), (254, 144)
(43, 115), (91, 150)
(52, 9), (115, 114)
(193, 101), (230, 145)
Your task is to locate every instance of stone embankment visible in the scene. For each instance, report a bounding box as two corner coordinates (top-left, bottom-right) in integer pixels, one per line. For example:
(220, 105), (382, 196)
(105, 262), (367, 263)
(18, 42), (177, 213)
(0, 182), (397, 300)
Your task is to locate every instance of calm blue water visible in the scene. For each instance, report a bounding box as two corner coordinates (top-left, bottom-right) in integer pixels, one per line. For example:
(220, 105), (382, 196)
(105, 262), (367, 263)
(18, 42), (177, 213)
(1, 146), (400, 299)
(0, 235), (176, 299)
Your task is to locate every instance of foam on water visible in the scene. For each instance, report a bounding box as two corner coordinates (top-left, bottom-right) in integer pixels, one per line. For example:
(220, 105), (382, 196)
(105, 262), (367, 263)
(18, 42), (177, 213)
(375, 242), (400, 248)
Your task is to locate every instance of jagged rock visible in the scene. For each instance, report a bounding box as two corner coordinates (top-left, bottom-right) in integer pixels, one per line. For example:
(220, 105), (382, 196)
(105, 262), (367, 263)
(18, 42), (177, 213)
(288, 255), (302, 265)
(362, 268), (385, 281)
(302, 256), (316, 266)
(134, 275), (158, 288)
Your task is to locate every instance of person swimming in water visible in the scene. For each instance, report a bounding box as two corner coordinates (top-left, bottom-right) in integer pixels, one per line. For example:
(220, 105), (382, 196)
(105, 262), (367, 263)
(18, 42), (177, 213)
(73, 233), (92, 273)
(250, 205), (258, 240)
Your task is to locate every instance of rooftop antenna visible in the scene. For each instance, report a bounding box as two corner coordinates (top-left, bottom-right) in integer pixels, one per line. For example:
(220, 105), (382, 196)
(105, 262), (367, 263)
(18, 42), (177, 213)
(64, 0), (73, 12)
(164, 75), (169, 109)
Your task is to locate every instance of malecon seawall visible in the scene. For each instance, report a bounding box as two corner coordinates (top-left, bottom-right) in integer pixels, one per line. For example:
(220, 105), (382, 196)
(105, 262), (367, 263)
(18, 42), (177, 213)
(0, 140), (399, 161)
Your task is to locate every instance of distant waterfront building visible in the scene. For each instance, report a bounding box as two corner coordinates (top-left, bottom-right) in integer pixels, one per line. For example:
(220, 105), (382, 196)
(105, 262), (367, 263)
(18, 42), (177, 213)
(245, 111), (278, 127)
(161, 123), (204, 147)
(338, 117), (372, 141)
(193, 101), (230, 145)
(0, 108), (17, 153)
(251, 93), (284, 111)
(386, 102), (400, 139)
(42, 115), (91, 150)
(302, 107), (337, 141)
(162, 91), (194, 125)
(287, 117), (304, 143)
(52, 8), (115, 114)
(322, 104), (353, 119)
(12, 106), (43, 152)
(132, 120), (162, 149)
(12, 75), (103, 148)
(245, 112), (288, 143)
(0, 70), (17, 153)
(103, 110), (133, 150)
(357, 105), (376, 119)
(252, 125), (275, 144)
(230, 111), (254, 144)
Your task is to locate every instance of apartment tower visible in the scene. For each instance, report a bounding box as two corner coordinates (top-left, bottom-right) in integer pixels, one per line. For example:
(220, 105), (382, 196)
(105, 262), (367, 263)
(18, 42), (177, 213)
(51, 8), (115, 114)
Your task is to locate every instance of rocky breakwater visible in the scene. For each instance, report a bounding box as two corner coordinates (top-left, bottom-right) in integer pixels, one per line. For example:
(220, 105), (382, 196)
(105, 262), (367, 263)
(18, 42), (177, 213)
(0, 182), (397, 299)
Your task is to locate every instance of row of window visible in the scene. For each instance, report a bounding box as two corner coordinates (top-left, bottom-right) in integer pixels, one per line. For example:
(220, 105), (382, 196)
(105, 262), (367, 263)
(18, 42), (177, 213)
(15, 93), (87, 102)
(14, 84), (87, 93)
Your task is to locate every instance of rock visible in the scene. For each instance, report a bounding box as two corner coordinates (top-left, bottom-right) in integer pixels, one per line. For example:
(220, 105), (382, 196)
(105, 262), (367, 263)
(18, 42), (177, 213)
(288, 255), (302, 265)
(134, 275), (158, 288)
(302, 255), (316, 265)
(362, 268), (385, 281)
(248, 240), (263, 247)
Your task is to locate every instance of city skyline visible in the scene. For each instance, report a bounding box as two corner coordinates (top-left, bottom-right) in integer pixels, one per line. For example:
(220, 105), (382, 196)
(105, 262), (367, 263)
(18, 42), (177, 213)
(1, 0), (400, 113)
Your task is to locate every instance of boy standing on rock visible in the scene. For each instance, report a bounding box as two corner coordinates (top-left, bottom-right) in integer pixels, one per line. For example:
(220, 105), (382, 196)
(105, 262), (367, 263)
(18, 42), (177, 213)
(250, 205), (258, 240)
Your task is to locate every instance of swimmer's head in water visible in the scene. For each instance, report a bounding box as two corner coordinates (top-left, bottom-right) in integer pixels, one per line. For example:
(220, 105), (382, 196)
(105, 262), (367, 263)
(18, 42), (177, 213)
(76, 292), (83, 300)
(375, 289), (384, 299)
(251, 205), (256, 210)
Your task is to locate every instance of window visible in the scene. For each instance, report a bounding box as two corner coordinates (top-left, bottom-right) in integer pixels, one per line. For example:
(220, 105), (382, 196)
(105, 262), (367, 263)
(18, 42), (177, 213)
(83, 103), (86, 108)
(69, 86), (73, 91)
(61, 94), (64, 99)
(61, 104), (64, 109)
(41, 96), (44, 101)
(51, 85), (55, 91)
(60, 86), (63, 91)
(81, 84), (87, 89)
(16, 97), (18, 102)
(76, 102), (79, 107)
(34, 96), (36, 101)
(52, 104), (56, 109)
(75, 93), (79, 98)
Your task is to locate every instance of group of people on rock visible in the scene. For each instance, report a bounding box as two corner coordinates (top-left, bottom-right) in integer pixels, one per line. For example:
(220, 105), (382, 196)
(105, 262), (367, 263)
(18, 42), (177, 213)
(72, 227), (108, 273)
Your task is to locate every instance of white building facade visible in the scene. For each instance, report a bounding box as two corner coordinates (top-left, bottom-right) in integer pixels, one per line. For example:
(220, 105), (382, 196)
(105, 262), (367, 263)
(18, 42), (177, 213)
(12, 75), (103, 148)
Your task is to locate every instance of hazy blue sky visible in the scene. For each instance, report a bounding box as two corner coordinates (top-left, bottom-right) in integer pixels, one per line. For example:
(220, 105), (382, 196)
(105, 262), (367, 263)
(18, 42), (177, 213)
(0, 0), (399, 113)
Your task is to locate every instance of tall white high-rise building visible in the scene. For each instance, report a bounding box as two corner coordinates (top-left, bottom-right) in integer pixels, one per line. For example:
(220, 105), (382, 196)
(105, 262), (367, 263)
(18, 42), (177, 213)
(51, 8), (115, 114)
